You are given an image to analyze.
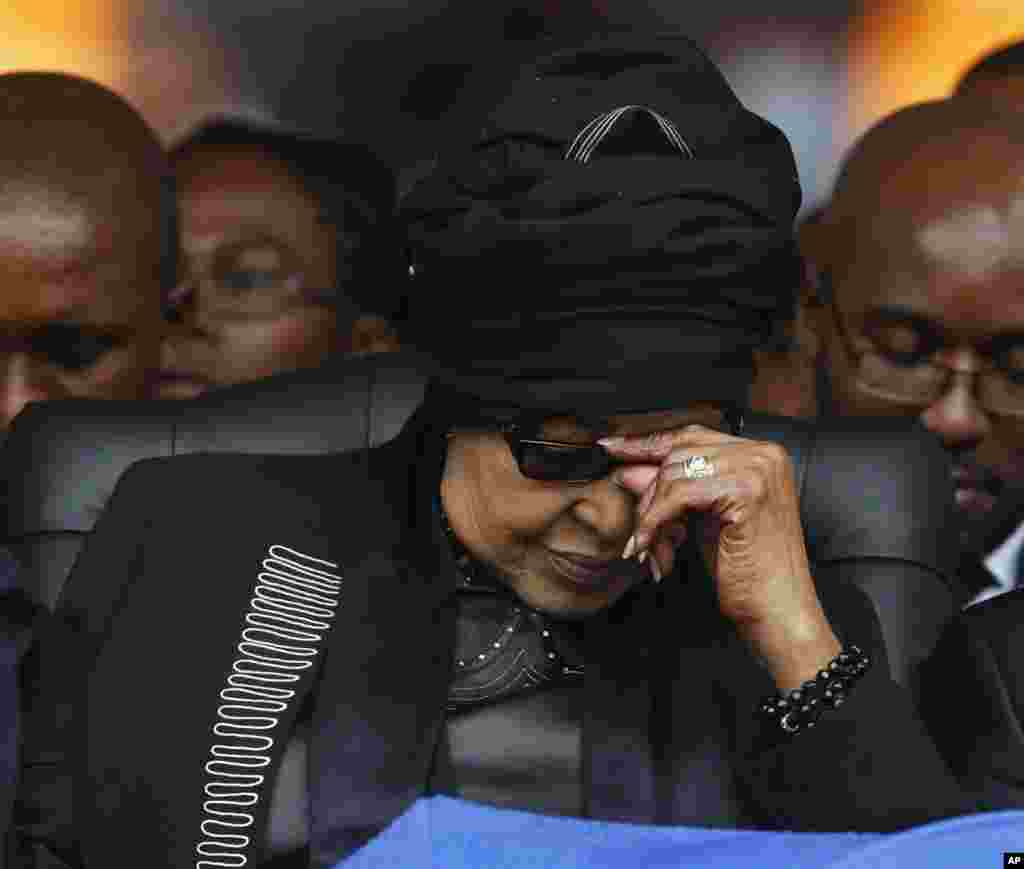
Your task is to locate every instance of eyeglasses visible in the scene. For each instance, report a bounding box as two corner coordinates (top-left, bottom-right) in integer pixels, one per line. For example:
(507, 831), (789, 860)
(499, 407), (745, 484)
(829, 300), (1024, 418)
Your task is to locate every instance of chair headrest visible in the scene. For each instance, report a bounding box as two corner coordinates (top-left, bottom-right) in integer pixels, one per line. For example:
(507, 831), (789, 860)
(3, 352), (429, 536)
(3, 353), (961, 696)
(4, 352), (954, 586)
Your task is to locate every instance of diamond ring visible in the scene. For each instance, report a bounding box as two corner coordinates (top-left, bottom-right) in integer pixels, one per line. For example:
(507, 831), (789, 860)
(681, 455), (715, 480)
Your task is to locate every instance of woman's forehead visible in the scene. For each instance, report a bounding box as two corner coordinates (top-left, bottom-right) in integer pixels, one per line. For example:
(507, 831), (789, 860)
(538, 404), (724, 438)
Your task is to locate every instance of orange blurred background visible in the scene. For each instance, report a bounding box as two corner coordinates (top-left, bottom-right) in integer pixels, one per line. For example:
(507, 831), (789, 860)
(2, 1), (1024, 208)
(847, 0), (1024, 162)
(0, 0), (242, 142)
(0, 0), (120, 80)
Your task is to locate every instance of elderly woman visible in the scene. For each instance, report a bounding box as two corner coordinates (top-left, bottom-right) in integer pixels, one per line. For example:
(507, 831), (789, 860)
(157, 118), (400, 399)
(14, 34), (974, 869)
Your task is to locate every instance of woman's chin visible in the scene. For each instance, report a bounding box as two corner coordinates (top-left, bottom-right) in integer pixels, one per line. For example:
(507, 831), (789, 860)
(508, 566), (639, 620)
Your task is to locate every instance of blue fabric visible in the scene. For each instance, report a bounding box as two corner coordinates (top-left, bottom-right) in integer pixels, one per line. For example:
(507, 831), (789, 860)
(338, 797), (1024, 869)
(825, 810), (1024, 868)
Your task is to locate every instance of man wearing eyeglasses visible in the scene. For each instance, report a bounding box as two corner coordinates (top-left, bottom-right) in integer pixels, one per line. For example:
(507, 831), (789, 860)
(157, 119), (400, 399)
(803, 98), (1024, 605)
(0, 72), (169, 433)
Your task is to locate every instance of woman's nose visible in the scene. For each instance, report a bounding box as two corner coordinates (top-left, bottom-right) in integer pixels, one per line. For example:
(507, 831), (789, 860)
(570, 464), (655, 540)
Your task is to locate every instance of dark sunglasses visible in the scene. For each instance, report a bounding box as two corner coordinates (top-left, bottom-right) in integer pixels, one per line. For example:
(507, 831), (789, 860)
(499, 406), (745, 483)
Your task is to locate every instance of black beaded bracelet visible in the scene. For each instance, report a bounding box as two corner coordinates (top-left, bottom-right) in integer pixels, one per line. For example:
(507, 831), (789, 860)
(758, 644), (871, 735)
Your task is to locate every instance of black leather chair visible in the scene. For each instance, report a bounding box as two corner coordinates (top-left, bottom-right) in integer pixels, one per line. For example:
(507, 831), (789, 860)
(1, 352), (427, 613)
(1, 351), (963, 689)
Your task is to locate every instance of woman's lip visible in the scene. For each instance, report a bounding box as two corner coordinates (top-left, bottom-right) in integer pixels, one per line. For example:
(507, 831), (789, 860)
(156, 370), (210, 398)
(951, 463), (1003, 493)
(952, 465), (984, 487)
(951, 463), (1005, 516)
(955, 485), (997, 516)
(547, 550), (620, 588)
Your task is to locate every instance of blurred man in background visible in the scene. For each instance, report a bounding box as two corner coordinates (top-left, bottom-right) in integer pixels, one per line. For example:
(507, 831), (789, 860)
(0, 70), (166, 843)
(0, 72), (169, 432)
(159, 118), (400, 399)
(802, 99), (1024, 604)
(762, 36), (1024, 428)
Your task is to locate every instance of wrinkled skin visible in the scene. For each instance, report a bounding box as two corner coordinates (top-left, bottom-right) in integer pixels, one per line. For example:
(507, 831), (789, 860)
(442, 406), (839, 692)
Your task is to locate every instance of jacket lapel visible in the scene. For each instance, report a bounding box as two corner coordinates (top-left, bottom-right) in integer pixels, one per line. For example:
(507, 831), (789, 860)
(581, 587), (659, 823)
(582, 549), (751, 827)
(81, 455), (351, 869)
(308, 429), (456, 868)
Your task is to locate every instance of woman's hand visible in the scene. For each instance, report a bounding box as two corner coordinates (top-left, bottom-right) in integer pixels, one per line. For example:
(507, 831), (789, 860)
(601, 425), (840, 691)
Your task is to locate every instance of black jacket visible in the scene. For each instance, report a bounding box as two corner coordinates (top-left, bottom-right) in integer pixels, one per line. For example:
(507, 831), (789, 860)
(12, 414), (978, 868)
(921, 588), (1024, 808)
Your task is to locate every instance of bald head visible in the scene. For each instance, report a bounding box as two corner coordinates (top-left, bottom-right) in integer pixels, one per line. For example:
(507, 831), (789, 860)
(829, 100), (1024, 279)
(0, 72), (170, 430)
(811, 98), (1024, 555)
(0, 72), (167, 269)
(955, 41), (1024, 111)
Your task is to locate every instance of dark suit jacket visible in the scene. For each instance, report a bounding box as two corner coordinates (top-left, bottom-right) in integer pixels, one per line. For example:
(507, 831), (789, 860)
(921, 589), (1024, 808)
(0, 548), (35, 869)
(11, 415), (978, 868)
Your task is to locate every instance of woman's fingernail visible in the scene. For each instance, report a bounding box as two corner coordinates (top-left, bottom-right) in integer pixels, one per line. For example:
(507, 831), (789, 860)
(650, 558), (663, 584)
(598, 436), (623, 447)
(637, 549), (648, 565)
(621, 535), (637, 560)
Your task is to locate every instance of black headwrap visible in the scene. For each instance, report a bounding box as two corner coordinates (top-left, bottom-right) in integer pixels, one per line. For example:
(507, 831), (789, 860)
(399, 32), (802, 419)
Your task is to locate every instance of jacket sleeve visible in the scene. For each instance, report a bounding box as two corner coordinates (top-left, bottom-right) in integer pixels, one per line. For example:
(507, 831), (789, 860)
(8, 463), (156, 868)
(733, 564), (986, 832)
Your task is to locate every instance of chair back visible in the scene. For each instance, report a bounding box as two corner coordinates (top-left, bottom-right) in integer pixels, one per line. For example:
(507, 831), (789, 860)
(2, 352), (960, 690)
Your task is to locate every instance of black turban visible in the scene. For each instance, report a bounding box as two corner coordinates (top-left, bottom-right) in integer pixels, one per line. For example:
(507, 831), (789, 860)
(399, 32), (803, 418)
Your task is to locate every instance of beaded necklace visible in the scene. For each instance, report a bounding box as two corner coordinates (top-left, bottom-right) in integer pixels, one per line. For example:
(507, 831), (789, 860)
(436, 491), (584, 702)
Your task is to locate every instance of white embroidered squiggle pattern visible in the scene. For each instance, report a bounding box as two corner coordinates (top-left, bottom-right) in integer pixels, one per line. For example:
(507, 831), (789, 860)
(195, 544), (342, 868)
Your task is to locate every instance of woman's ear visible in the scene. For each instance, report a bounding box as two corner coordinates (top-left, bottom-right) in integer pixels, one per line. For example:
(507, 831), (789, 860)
(349, 314), (401, 355)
